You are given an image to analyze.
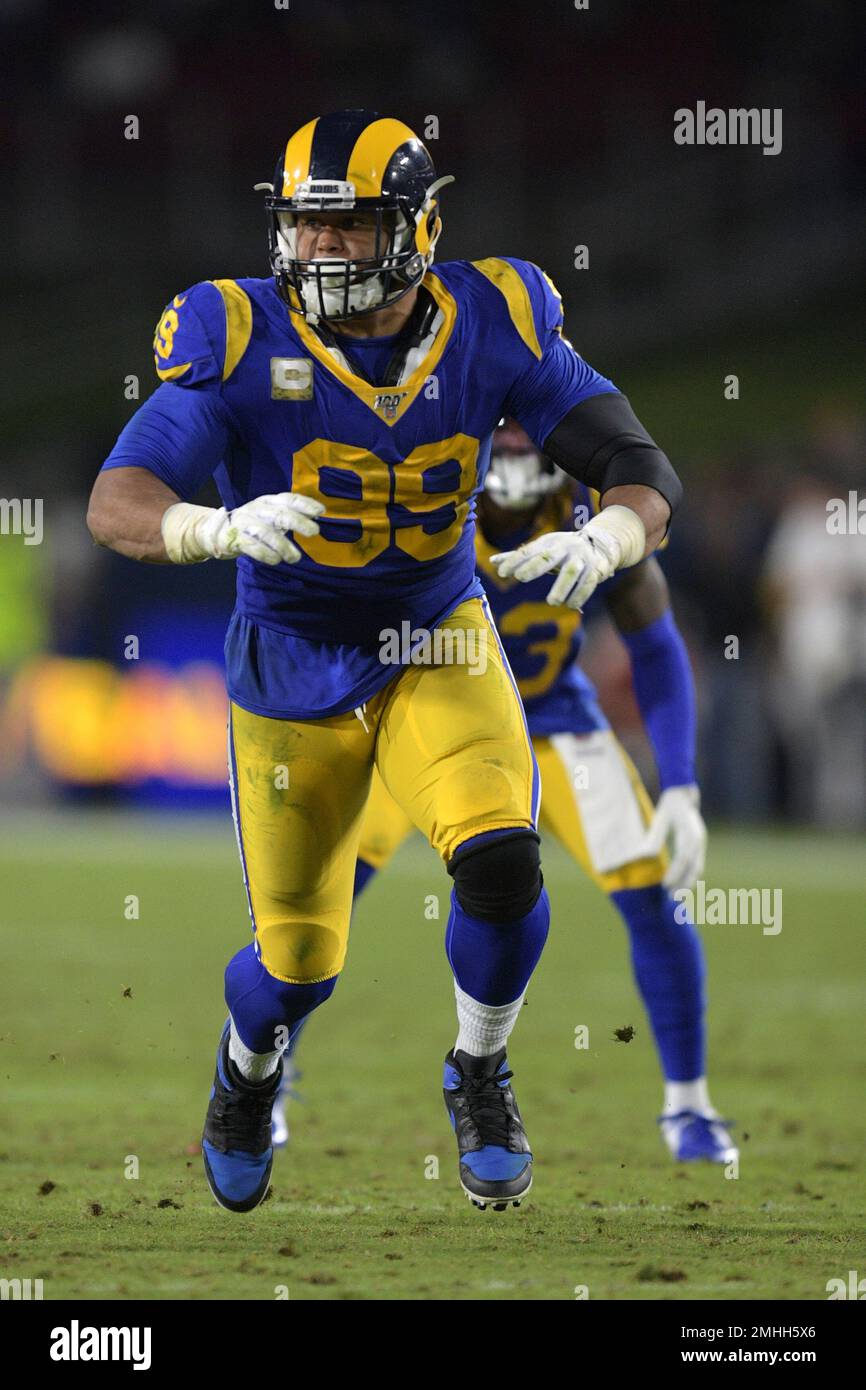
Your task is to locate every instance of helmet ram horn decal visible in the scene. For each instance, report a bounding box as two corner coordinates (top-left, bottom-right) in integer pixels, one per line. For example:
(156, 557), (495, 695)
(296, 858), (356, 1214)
(254, 109), (454, 324)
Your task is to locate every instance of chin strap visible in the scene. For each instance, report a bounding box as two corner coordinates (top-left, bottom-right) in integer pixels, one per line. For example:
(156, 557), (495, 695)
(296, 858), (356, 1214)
(414, 174), (455, 257)
(381, 289), (440, 386)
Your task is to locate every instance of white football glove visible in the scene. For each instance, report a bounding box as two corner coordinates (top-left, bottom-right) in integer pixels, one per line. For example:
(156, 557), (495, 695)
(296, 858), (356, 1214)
(491, 505), (646, 610)
(639, 784), (707, 895)
(161, 493), (324, 566)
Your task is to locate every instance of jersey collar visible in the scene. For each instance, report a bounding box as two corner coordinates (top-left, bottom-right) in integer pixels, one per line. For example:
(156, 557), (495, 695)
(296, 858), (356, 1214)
(287, 272), (457, 427)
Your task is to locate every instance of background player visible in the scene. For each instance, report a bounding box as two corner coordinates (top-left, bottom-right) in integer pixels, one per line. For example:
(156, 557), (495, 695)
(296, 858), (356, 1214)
(86, 111), (681, 1213)
(274, 421), (735, 1165)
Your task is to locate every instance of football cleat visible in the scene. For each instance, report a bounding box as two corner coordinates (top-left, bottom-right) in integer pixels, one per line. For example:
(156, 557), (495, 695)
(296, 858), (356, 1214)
(201, 1022), (281, 1212)
(443, 1048), (533, 1210)
(659, 1109), (739, 1164)
(271, 1057), (303, 1149)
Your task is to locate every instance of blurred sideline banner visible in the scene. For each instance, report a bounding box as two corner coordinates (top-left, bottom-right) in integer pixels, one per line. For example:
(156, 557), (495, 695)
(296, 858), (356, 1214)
(1, 655), (228, 802)
(1, 574), (232, 803)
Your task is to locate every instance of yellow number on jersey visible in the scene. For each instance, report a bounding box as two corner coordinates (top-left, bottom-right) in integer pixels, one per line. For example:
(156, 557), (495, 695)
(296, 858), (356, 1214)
(290, 435), (479, 568)
(393, 435), (479, 561)
(153, 295), (188, 361)
(499, 601), (581, 700)
(290, 440), (392, 567)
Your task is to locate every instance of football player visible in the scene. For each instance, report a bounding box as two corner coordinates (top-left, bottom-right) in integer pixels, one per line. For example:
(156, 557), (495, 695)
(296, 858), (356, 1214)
(87, 111), (681, 1213)
(274, 422), (736, 1168)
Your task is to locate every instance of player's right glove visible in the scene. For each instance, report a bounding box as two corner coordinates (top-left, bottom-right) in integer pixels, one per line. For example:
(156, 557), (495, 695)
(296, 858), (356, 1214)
(160, 493), (324, 565)
(639, 784), (707, 895)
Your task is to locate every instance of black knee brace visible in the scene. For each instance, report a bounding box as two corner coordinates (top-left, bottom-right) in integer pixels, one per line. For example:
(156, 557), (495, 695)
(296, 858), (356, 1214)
(448, 830), (543, 922)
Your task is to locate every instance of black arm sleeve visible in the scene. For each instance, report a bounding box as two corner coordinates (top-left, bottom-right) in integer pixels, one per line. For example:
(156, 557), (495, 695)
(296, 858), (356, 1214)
(543, 392), (683, 517)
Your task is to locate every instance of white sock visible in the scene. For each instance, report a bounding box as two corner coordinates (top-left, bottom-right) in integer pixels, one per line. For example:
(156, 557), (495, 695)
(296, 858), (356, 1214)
(228, 1019), (282, 1083)
(454, 980), (525, 1057)
(662, 1078), (718, 1118)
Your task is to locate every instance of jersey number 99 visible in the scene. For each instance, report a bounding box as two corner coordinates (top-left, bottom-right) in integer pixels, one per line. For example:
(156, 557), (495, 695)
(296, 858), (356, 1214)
(290, 435), (479, 567)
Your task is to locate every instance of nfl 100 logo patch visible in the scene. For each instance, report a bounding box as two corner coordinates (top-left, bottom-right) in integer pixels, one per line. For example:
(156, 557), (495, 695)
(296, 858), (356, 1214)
(374, 391), (407, 420)
(271, 358), (314, 400)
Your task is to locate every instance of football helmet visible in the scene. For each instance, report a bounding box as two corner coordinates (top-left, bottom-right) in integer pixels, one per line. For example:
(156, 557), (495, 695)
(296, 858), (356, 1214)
(484, 419), (567, 511)
(256, 109), (453, 324)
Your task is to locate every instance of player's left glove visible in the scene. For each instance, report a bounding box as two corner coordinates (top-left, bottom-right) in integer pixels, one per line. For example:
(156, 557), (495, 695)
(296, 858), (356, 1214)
(491, 505), (646, 610)
(639, 784), (707, 895)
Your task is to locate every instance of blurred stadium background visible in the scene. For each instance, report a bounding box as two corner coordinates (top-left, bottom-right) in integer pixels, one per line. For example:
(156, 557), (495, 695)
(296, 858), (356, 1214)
(1, 0), (864, 824)
(2, 0), (865, 1305)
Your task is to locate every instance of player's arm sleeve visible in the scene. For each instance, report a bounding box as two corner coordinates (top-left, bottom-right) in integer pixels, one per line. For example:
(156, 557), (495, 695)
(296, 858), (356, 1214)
(99, 282), (235, 500)
(600, 554), (696, 788)
(544, 392), (683, 518)
(618, 608), (697, 790)
(500, 261), (682, 516)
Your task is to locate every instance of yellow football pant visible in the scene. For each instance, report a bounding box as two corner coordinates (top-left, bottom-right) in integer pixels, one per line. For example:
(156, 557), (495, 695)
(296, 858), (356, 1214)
(228, 599), (538, 984)
(358, 730), (667, 894)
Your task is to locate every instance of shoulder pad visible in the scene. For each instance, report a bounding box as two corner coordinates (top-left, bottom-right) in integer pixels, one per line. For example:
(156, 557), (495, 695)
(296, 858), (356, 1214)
(153, 279), (253, 385)
(470, 257), (564, 360)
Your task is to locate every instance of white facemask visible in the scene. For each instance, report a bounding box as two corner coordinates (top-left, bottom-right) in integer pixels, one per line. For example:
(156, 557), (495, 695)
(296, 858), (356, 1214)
(276, 213), (411, 321)
(485, 452), (566, 510)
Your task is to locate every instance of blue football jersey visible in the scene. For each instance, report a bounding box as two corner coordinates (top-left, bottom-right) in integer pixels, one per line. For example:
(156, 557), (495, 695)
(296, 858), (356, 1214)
(475, 484), (611, 737)
(101, 259), (618, 718)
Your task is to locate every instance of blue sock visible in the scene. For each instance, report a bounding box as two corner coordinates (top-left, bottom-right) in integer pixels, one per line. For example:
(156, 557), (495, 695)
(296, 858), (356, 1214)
(611, 885), (705, 1081)
(445, 885), (550, 1006)
(225, 943), (337, 1055)
(353, 857), (377, 898)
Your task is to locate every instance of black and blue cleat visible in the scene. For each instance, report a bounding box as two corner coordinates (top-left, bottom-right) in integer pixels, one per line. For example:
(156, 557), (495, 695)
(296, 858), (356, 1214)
(443, 1047), (533, 1210)
(202, 1022), (281, 1213)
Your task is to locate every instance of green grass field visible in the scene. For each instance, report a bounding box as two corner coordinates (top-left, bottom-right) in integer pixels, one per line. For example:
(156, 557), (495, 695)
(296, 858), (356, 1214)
(1, 812), (863, 1301)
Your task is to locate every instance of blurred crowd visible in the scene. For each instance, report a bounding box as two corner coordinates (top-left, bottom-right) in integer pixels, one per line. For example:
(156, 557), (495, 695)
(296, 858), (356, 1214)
(583, 401), (866, 827)
(3, 0), (864, 441)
